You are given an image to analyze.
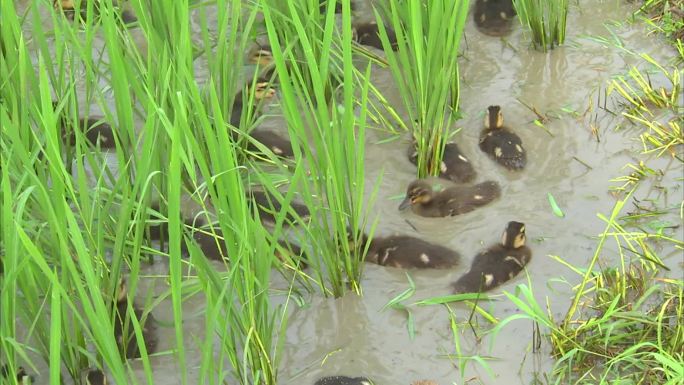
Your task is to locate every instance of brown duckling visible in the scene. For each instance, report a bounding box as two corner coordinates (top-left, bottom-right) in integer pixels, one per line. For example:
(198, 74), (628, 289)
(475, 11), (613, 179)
(473, 0), (516, 37)
(399, 178), (501, 217)
(1, 365), (33, 384)
(85, 369), (107, 385)
(249, 190), (310, 225)
(247, 129), (295, 158)
(230, 78), (276, 128)
(353, 21), (399, 51)
(408, 142), (476, 183)
(355, 232), (460, 269)
(479, 105), (527, 170)
(451, 221), (531, 293)
(319, 0), (356, 14)
(63, 117), (120, 149)
(185, 225), (308, 269)
(114, 279), (158, 359)
(247, 43), (274, 67)
(54, 1), (137, 24)
(315, 376), (372, 385)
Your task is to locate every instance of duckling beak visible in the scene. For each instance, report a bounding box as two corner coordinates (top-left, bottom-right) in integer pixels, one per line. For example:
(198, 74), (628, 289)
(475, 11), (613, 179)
(398, 196), (411, 211)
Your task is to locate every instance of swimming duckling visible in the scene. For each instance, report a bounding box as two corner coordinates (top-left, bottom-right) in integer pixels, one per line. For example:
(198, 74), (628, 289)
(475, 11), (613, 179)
(451, 221), (531, 293)
(54, 0), (137, 24)
(249, 190), (310, 225)
(354, 232), (460, 268)
(408, 142), (476, 183)
(399, 178), (501, 217)
(247, 129), (295, 158)
(186, 225), (308, 268)
(315, 376), (372, 385)
(1, 365), (33, 384)
(85, 369), (107, 385)
(412, 381), (439, 385)
(114, 279), (158, 359)
(353, 21), (399, 51)
(319, 0), (356, 14)
(479, 105), (527, 170)
(230, 78), (276, 128)
(473, 0), (516, 36)
(247, 43), (274, 67)
(63, 118), (120, 149)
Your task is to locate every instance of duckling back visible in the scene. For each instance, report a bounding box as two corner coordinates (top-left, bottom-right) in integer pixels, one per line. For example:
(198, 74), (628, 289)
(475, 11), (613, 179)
(439, 181), (501, 216)
(408, 142), (476, 183)
(366, 236), (461, 269)
(451, 244), (531, 293)
(114, 283), (157, 359)
(479, 128), (527, 170)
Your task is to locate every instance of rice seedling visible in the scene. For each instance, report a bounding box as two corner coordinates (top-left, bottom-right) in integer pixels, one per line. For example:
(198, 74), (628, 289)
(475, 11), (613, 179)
(375, 0), (469, 178)
(513, 0), (569, 51)
(636, 0), (684, 45)
(261, 0), (378, 297)
(2, 0), (292, 384)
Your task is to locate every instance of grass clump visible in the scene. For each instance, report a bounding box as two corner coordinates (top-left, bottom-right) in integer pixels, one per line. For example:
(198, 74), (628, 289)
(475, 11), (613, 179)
(377, 0), (469, 178)
(636, 0), (684, 46)
(513, 0), (569, 51)
(261, 0), (377, 297)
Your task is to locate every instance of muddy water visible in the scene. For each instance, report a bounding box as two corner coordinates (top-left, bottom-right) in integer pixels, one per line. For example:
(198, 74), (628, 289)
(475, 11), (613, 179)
(12, 0), (684, 384)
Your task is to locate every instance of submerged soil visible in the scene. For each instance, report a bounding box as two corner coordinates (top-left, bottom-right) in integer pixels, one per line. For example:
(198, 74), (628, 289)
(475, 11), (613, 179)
(12, 0), (683, 384)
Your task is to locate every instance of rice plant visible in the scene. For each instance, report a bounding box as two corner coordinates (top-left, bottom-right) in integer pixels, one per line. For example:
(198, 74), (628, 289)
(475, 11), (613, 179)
(2, 0), (290, 384)
(376, 0), (469, 178)
(261, 0), (378, 297)
(513, 0), (569, 51)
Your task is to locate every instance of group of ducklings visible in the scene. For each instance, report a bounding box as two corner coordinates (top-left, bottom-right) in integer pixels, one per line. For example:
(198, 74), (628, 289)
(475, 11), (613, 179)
(37, 1), (532, 384)
(377, 102), (530, 294)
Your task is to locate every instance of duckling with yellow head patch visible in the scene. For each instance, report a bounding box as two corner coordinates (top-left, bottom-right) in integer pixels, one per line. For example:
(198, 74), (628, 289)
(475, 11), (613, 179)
(399, 178), (501, 218)
(451, 221), (531, 293)
(479, 105), (527, 170)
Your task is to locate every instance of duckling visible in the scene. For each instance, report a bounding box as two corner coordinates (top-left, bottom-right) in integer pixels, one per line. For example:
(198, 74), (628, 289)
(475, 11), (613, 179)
(114, 279), (158, 359)
(1, 365), (33, 384)
(353, 21), (399, 51)
(408, 142), (476, 183)
(54, 0), (137, 24)
(354, 232), (460, 268)
(315, 376), (372, 385)
(247, 129), (295, 158)
(473, 0), (516, 37)
(319, 0), (356, 14)
(479, 105), (527, 170)
(230, 78), (276, 128)
(85, 369), (107, 385)
(63, 118), (120, 149)
(186, 225), (308, 268)
(412, 381), (439, 385)
(247, 43), (274, 67)
(249, 190), (310, 225)
(399, 178), (501, 217)
(451, 221), (531, 293)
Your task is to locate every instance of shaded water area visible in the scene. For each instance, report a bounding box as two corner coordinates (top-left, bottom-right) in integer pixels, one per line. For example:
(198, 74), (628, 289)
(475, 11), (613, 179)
(11, 0), (683, 384)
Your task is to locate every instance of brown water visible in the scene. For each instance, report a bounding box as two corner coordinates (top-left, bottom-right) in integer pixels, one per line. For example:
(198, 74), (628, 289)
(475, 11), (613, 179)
(12, 1), (683, 384)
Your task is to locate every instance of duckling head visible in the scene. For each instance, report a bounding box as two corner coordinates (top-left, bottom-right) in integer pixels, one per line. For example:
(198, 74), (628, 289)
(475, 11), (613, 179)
(251, 79), (276, 101)
(247, 44), (274, 67)
(115, 277), (128, 304)
(86, 369), (107, 385)
(484, 105), (504, 129)
(501, 221), (526, 249)
(399, 180), (435, 210)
